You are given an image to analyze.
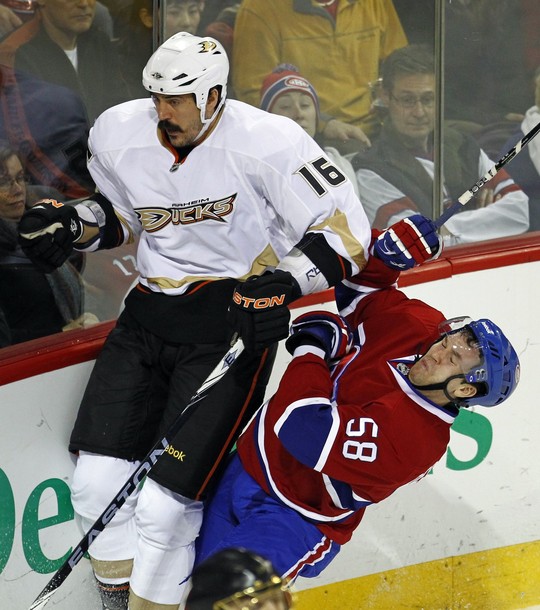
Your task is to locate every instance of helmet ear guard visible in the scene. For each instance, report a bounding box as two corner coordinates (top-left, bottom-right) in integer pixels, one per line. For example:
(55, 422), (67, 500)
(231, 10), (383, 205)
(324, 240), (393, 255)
(438, 317), (520, 408)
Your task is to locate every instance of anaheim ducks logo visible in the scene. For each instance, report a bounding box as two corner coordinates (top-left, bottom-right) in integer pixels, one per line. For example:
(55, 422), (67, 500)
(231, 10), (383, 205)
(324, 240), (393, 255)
(198, 40), (217, 53)
(136, 194), (236, 232)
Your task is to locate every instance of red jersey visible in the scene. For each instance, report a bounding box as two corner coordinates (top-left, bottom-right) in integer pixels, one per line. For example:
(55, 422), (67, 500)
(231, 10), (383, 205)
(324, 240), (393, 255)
(238, 257), (458, 545)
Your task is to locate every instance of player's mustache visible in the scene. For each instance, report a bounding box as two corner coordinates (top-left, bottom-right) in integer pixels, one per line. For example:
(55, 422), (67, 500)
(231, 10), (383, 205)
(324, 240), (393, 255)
(158, 120), (181, 133)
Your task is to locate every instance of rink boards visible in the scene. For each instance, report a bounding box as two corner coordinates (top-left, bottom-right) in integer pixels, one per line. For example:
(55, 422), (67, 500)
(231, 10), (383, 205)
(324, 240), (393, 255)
(0, 237), (539, 610)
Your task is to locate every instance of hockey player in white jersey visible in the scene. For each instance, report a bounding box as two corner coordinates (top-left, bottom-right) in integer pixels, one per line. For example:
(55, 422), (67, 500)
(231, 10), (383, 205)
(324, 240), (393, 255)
(17, 33), (441, 610)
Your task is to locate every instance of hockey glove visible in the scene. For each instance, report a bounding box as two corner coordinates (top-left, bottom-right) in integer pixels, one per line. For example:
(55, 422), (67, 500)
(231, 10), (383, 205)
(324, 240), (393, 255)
(228, 270), (300, 352)
(373, 214), (442, 271)
(286, 310), (353, 362)
(18, 199), (83, 273)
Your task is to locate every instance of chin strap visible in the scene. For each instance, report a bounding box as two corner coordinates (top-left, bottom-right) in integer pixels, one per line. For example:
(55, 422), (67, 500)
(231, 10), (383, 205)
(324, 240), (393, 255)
(409, 369), (466, 405)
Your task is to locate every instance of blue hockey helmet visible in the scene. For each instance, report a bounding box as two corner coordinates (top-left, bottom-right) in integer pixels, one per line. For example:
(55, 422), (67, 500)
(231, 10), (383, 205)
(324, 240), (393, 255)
(439, 317), (520, 407)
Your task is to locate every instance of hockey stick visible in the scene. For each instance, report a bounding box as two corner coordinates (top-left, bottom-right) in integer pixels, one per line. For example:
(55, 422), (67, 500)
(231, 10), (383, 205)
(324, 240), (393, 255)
(27, 337), (245, 610)
(434, 120), (540, 228)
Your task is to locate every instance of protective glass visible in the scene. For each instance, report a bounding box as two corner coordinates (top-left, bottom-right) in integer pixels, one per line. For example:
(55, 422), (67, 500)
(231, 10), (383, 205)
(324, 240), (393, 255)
(390, 92), (436, 109)
(436, 317), (484, 376)
(0, 172), (25, 192)
(214, 575), (294, 610)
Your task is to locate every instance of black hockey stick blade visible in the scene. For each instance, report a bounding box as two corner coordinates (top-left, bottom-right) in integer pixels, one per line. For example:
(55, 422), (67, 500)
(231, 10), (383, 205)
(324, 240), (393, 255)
(27, 337), (245, 610)
(434, 120), (540, 228)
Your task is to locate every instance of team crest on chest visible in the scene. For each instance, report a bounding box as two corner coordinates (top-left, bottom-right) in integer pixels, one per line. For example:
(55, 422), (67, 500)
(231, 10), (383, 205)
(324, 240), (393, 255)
(396, 362), (411, 375)
(136, 194), (236, 232)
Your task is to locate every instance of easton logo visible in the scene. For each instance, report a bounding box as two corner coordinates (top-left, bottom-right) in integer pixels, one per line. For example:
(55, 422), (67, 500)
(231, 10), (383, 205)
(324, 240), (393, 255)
(136, 194), (236, 232)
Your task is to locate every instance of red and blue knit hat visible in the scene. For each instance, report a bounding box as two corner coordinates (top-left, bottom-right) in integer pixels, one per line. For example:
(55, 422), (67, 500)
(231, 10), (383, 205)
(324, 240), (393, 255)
(259, 64), (320, 116)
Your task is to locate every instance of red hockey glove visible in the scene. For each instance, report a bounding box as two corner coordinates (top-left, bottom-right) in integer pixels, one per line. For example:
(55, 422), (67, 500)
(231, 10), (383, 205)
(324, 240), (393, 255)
(18, 199), (83, 273)
(286, 310), (353, 361)
(373, 214), (442, 271)
(227, 270), (300, 352)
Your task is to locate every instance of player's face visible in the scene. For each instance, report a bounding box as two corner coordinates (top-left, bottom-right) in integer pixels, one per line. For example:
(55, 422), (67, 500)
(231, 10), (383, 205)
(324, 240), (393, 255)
(39, 0), (96, 36)
(384, 73), (436, 148)
(409, 332), (482, 393)
(165, 1), (203, 37)
(0, 155), (26, 221)
(153, 93), (206, 147)
(271, 92), (318, 138)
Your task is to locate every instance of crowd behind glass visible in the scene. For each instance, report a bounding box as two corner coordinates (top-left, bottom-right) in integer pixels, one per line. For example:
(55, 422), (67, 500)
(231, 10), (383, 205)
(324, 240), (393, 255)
(0, 0), (538, 348)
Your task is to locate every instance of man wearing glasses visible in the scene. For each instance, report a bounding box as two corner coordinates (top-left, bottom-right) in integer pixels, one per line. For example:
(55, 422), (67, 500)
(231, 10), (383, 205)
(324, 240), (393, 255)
(352, 44), (529, 245)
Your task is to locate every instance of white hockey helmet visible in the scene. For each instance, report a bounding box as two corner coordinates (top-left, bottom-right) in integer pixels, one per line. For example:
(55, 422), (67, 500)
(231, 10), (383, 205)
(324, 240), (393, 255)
(142, 32), (229, 126)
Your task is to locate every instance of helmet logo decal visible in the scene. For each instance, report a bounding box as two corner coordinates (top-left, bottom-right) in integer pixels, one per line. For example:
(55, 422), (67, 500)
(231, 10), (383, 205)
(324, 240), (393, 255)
(136, 194), (237, 231)
(198, 40), (217, 53)
(151, 72), (164, 80)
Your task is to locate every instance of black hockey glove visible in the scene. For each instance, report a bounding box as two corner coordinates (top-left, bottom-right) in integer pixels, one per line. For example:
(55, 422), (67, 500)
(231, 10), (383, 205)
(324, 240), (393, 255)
(285, 311), (353, 362)
(18, 199), (83, 273)
(228, 270), (301, 352)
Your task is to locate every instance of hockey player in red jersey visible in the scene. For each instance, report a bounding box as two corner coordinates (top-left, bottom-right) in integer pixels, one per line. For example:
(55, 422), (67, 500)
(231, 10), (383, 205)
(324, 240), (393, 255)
(194, 234), (520, 582)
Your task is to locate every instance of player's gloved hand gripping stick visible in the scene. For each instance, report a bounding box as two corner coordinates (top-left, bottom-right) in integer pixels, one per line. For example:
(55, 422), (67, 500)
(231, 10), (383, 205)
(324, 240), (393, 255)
(27, 337), (244, 610)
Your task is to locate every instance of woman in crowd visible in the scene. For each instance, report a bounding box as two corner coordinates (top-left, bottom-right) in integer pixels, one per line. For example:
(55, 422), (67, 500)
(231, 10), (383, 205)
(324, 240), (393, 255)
(0, 141), (97, 347)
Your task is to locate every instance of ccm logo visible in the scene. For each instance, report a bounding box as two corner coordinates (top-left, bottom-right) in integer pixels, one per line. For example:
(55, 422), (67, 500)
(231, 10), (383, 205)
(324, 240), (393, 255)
(233, 292), (286, 310)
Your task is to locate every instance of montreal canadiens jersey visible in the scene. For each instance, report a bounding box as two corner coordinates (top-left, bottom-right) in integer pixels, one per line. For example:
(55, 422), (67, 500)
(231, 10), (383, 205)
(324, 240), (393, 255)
(87, 98), (371, 295)
(238, 259), (459, 545)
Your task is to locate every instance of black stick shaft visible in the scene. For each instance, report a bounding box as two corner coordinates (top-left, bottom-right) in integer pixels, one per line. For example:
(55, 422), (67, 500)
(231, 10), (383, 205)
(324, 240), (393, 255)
(434, 121), (540, 228)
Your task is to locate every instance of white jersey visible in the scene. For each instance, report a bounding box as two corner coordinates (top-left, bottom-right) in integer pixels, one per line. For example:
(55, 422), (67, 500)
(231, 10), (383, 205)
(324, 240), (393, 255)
(87, 98), (370, 295)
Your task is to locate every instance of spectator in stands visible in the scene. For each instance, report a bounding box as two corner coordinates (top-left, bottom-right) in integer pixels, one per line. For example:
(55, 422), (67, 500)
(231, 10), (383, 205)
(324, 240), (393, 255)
(232, 0), (407, 152)
(1, 0), (128, 123)
(500, 66), (540, 232)
(260, 64), (359, 196)
(352, 45), (529, 245)
(0, 140), (97, 345)
(164, 0), (204, 40)
(118, 0), (205, 100)
(0, 60), (94, 198)
(0, 0), (115, 39)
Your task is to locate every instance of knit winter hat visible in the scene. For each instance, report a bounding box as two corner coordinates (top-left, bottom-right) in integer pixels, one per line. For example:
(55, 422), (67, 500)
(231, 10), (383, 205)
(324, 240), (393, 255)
(260, 64), (320, 117)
